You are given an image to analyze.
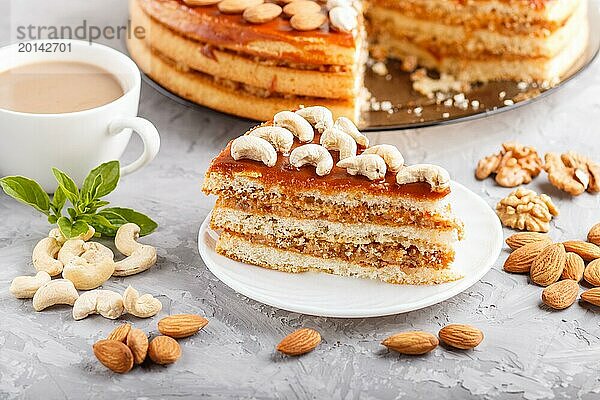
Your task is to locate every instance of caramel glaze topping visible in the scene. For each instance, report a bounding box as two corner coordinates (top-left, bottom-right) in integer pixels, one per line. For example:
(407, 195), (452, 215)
(208, 127), (450, 201)
(138, 0), (356, 66)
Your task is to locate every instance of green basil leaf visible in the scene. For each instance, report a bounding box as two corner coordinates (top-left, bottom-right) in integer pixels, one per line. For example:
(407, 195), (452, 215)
(51, 186), (67, 215)
(98, 207), (158, 236)
(67, 208), (77, 220)
(0, 176), (50, 215)
(52, 168), (79, 204)
(57, 217), (90, 239)
(81, 161), (120, 199)
(82, 214), (118, 237)
(47, 215), (58, 224)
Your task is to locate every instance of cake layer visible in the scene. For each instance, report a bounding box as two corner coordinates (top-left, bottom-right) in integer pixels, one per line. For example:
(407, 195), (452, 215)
(215, 194), (459, 231)
(137, 0), (358, 66)
(210, 206), (459, 253)
(216, 232), (462, 285)
(368, 0), (587, 58)
(131, 0), (365, 100)
(220, 229), (454, 270)
(373, 18), (589, 82)
(368, 0), (580, 33)
(127, 34), (359, 121)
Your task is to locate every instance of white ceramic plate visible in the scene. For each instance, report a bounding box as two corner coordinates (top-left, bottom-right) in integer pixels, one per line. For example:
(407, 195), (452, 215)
(198, 181), (503, 318)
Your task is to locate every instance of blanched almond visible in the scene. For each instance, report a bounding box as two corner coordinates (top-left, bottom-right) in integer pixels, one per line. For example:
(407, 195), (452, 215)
(283, 0), (321, 16)
(243, 3), (282, 23)
(290, 12), (327, 30)
(218, 0), (264, 14)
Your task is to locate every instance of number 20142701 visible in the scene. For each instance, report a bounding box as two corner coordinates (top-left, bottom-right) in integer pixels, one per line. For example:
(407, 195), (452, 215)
(18, 42), (72, 53)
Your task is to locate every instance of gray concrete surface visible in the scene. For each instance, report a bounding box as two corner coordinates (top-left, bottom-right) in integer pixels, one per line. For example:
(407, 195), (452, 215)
(1, 1), (600, 399)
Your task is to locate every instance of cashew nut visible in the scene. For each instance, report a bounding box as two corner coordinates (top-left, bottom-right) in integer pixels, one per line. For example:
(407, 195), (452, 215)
(320, 128), (357, 160)
(396, 164), (451, 192)
(247, 126), (294, 153)
(362, 145), (405, 172)
(337, 154), (387, 180)
(9, 271), (52, 299)
(123, 286), (162, 318)
(115, 223), (142, 256)
(329, 6), (358, 33)
(230, 135), (277, 167)
(273, 111), (315, 142)
(32, 279), (79, 311)
(113, 245), (157, 277)
(333, 117), (368, 147)
(289, 144), (334, 176)
(57, 239), (85, 265)
(32, 237), (64, 276)
(295, 106), (334, 133)
(72, 289), (124, 320)
(48, 228), (67, 245)
(62, 242), (114, 290)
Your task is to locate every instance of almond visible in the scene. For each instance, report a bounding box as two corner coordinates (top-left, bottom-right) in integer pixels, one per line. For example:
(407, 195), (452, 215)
(106, 323), (131, 343)
(93, 339), (134, 374)
(381, 331), (438, 355)
(290, 12), (327, 31)
(243, 3), (282, 23)
(218, 0), (264, 14)
(505, 232), (551, 250)
(183, 0), (220, 6)
(127, 328), (149, 365)
(148, 336), (181, 365)
(503, 240), (552, 273)
(588, 223), (600, 246)
(277, 328), (321, 356)
(581, 287), (600, 306)
(584, 259), (600, 286)
(283, 0), (321, 16)
(530, 243), (566, 286)
(158, 314), (208, 339)
(438, 324), (483, 350)
(561, 252), (585, 282)
(563, 241), (600, 262)
(541, 279), (579, 310)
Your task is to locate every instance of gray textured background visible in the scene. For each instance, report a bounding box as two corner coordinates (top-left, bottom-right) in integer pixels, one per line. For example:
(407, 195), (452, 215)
(1, 1), (600, 399)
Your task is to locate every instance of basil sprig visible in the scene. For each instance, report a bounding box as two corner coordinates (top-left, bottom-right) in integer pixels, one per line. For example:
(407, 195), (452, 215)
(0, 161), (157, 239)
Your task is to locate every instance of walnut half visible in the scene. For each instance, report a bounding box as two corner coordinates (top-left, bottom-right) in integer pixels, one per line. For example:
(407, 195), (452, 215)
(544, 151), (600, 196)
(496, 188), (559, 233)
(476, 142), (543, 188)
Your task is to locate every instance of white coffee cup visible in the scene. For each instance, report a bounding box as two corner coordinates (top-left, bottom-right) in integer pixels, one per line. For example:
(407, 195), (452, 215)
(0, 39), (160, 192)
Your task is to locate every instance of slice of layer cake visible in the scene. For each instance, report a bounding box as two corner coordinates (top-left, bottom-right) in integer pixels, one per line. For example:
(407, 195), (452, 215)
(128, 0), (367, 122)
(202, 106), (464, 284)
(367, 0), (589, 82)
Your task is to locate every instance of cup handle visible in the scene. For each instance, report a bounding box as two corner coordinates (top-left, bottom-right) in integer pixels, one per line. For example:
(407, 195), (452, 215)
(108, 117), (161, 176)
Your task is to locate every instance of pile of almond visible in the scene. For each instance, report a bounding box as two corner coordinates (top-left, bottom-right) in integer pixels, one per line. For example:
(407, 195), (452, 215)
(503, 223), (600, 309)
(277, 324), (484, 357)
(93, 314), (208, 373)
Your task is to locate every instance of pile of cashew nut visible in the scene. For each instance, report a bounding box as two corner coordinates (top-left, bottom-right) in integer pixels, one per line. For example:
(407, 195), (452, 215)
(231, 106), (451, 192)
(9, 223), (162, 321)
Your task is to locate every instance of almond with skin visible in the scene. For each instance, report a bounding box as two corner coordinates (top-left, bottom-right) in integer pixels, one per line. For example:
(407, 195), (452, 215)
(438, 324), (483, 349)
(503, 240), (552, 273)
(158, 314), (208, 339)
(563, 241), (600, 262)
(505, 232), (551, 250)
(581, 287), (600, 306)
(584, 259), (600, 286)
(127, 328), (149, 365)
(588, 223), (600, 246)
(106, 323), (131, 343)
(277, 328), (321, 356)
(541, 280), (579, 310)
(561, 252), (585, 282)
(93, 339), (134, 374)
(381, 331), (438, 355)
(530, 243), (566, 286)
(148, 336), (181, 365)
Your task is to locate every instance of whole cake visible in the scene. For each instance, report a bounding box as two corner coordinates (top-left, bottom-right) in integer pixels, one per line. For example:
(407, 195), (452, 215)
(128, 0), (588, 122)
(202, 106), (464, 284)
